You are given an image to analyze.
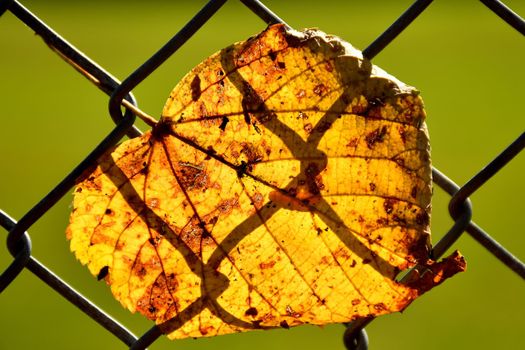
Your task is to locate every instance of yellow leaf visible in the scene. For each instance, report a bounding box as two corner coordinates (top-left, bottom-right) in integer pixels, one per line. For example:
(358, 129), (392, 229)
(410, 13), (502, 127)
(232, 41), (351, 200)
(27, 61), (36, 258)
(66, 24), (465, 339)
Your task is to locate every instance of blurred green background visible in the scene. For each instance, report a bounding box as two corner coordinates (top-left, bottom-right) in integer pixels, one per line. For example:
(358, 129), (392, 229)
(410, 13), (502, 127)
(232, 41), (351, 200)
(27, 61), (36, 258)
(1, 0), (524, 349)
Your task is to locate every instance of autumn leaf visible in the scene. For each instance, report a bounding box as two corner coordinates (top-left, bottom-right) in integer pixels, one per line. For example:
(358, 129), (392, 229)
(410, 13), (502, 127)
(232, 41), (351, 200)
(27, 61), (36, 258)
(66, 24), (465, 339)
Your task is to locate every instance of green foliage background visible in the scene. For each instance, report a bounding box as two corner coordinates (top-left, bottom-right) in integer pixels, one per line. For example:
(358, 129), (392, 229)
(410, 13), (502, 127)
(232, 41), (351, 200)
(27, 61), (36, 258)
(0, 1), (523, 349)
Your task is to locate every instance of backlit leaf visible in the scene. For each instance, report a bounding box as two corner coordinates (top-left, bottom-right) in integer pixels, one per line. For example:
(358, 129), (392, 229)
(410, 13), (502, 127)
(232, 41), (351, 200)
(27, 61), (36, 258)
(66, 24), (465, 339)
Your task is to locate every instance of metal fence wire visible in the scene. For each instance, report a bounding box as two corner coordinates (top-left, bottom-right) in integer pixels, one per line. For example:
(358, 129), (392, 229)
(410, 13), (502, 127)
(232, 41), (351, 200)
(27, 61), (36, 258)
(0, 0), (524, 349)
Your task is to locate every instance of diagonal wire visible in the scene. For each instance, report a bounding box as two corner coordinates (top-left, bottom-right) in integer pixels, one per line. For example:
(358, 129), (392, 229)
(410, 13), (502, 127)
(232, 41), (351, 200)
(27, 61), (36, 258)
(0, 211), (139, 346)
(240, 0), (288, 26)
(109, 0), (229, 123)
(8, 0), (143, 136)
(480, 0), (525, 35)
(363, 0), (434, 60)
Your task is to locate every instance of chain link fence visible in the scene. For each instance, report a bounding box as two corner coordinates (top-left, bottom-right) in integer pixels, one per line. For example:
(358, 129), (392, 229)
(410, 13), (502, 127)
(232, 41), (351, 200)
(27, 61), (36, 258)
(1, 0), (523, 349)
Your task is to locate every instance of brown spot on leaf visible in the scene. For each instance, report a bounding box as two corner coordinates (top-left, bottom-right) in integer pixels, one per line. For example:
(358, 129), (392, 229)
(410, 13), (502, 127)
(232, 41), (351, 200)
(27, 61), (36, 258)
(347, 138), (359, 148)
(374, 303), (387, 312)
(191, 75), (201, 101)
(148, 235), (161, 247)
(261, 312), (276, 323)
(320, 256), (331, 265)
(259, 260), (276, 269)
(137, 266), (147, 278)
(365, 126), (388, 149)
(136, 297), (157, 321)
(199, 325), (215, 336)
(383, 198), (396, 215)
(147, 198), (159, 209)
(176, 162), (208, 191)
(313, 84), (327, 96)
(219, 116), (229, 131)
(245, 307), (258, 317)
(82, 175), (102, 192)
(251, 192), (264, 210)
(334, 247), (350, 260)
(241, 142), (263, 164)
(411, 186), (418, 199)
(218, 197), (240, 215)
(304, 123), (313, 133)
(206, 216), (219, 225)
(285, 305), (302, 318)
(376, 218), (388, 225)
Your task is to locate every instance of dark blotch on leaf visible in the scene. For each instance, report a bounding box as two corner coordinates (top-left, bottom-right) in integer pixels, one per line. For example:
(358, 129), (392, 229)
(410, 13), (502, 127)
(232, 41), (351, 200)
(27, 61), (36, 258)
(365, 126), (388, 149)
(383, 198), (396, 214)
(241, 142), (262, 164)
(313, 84), (326, 96)
(219, 116), (229, 131)
(411, 186), (418, 199)
(176, 162), (208, 190)
(245, 307), (258, 317)
(190, 75), (201, 101)
(97, 266), (109, 281)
